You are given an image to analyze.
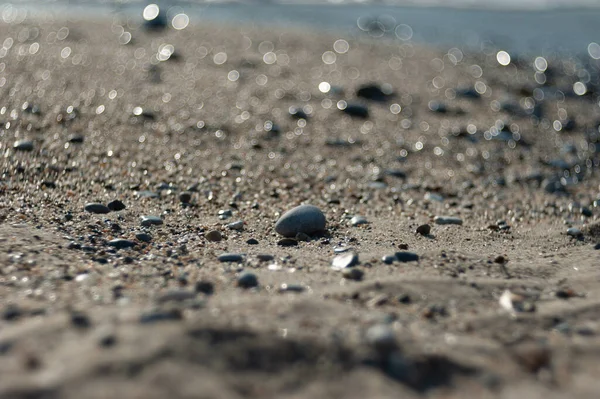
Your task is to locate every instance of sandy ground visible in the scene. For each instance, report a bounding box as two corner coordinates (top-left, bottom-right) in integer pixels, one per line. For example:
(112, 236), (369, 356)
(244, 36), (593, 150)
(1, 11), (600, 399)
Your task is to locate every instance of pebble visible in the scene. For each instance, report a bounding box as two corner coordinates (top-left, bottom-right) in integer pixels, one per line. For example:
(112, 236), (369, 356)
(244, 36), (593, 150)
(205, 230), (223, 242)
(416, 224), (431, 236)
(382, 255), (396, 264)
(342, 103), (369, 118)
(424, 192), (444, 202)
(195, 281), (214, 295)
(218, 209), (233, 220)
(246, 238), (259, 245)
(342, 268), (364, 281)
(71, 312), (91, 328)
(179, 191), (192, 204)
(279, 283), (305, 293)
(567, 228), (583, 238)
(357, 84), (392, 102)
(350, 215), (368, 226)
(218, 253), (244, 263)
(156, 290), (197, 303)
(289, 106), (308, 119)
(428, 100), (448, 113)
(395, 251), (419, 262)
(139, 310), (182, 324)
(137, 190), (159, 199)
(108, 239), (136, 250)
(107, 200), (126, 211)
(84, 203), (110, 214)
(274, 205), (326, 237)
(13, 140), (34, 151)
(332, 252), (359, 270)
(227, 220), (244, 230)
(594, 243), (600, 250)
(135, 232), (152, 243)
(237, 272), (258, 289)
(434, 216), (463, 225)
(277, 238), (298, 247)
(140, 216), (163, 227)
(68, 134), (84, 143)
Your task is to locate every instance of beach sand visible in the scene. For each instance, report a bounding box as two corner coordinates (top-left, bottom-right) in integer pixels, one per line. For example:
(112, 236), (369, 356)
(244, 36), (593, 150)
(1, 12), (600, 398)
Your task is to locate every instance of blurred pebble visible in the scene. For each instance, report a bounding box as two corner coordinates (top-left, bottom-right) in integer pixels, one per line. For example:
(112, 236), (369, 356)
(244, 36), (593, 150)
(237, 272), (258, 289)
(84, 203), (110, 214)
(434, 216), (463, 225)
(275, 205), (326, 237)
(140, 216), (163, 226)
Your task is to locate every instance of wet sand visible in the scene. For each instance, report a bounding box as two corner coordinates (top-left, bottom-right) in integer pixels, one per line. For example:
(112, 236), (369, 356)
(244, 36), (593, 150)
(1, 13), (600, 399)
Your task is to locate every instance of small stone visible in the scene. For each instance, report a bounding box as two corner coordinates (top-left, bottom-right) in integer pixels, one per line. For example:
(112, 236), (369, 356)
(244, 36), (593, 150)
(289, 106), (308, 119)
(382, 255), (396, 264)
(218, 253), (244, 263)
(395, 251), (419, 262)
(342, 268), (364, 281)
(357, 84), (392, 102)
(237, 272), (258, 289)
(274, 204), (326, 237)
(107, 200), (126, 211)
(246, 238), (259, 245)
(179, 191), (192, 204)
(140, 216), (163, 226)
(137, 190), (159, 199)
(218, 209), (233, 220)
(71, 312), (91, 328)
(139, 310), (182, 324)
(257, 254), (274, 262)
(108, 239), (136, 250)
(332, 252), (359, 270)
(494, 255), (506, 264)
(84, 203), (110, 214)
(567, 227), (583, 238)
(434, 216), (463, 225)
(398, 243), (409, 250)
(277, 238), (298, 247)
(135, 232), (152, 243)
(416, 224), (431, 236)
(594, 243), (600, 250)
(68, 134), (84, 143)
(227, 220), (244, 230)
(195, 281), (214, 295)
(13, 140), (34, 151)
(205, 230), (223, 242)
(350, 216), (368, 226)
(342, 103), (369, 118)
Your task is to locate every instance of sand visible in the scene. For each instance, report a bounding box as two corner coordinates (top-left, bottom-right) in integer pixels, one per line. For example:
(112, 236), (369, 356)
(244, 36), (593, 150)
(1, 11), (600, 399)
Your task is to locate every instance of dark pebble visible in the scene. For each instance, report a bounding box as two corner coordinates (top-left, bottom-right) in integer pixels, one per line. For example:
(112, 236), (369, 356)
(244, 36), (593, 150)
(342, 103), (369, 118)
(289, 106), (308, 119)
(257, 254), (274, 262)
(279, 283), (305, 293)
(416, 224), (431, 236)
(277, 238), (298, 247)
(3, 306), (21, 321)
(107, 200), (126, 211)
(84, 203), (110, 214)
(68, 134), (84, 143)
(342, 268), (364, 281)
(140, 216), (163, 226)
(135, 232), (152, 243)
(594, 243), (600, 250)
(156, 290), (197, 303)
(246, 238), (259, 245)
(179, 191), (192, 204)
(99, 335), (117, 348)
(41, 181), (56, 189)
(205, 230), (223, 242)
(274, 204), (326, 237)
(13, 140), (34, 151)
(395, 251), (419, 262)
(195, 281), (214, 295)
(357, 84), (392, 102)
(382, 255), (396, 264)
(71, 312), (91, 328)
(237, 272), (258, 289)
(139, 310), (182, 324)
(108, 239), (136, 250)
(428, 101), (448, 113)
(218, 253), (244, 263)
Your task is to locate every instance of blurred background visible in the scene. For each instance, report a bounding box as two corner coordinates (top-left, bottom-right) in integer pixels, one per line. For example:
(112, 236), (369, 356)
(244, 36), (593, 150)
(2, 0), (600, 56)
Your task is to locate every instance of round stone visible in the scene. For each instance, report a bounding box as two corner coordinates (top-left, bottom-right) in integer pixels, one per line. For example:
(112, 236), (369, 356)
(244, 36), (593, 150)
(567, 228), (583, 238)
(434, 216), (463, 225)
(179, 192), (192, 204)
(350, 215), (368, 226)
(395, 251), (419, 262)
(274, 205), (326, 237)
(108, 239), (136, 250)
(227, 220), (244, 230)
(84, 203), (110, 214)
(237, 272), (258, 289)
(218, 253), (244, 263)
(332, 252), (359, 270)
(135, 232), (152, 243)
(140, 216), (163, 226)
(205, 230), (223, 242)
(342, 268), (364, 281)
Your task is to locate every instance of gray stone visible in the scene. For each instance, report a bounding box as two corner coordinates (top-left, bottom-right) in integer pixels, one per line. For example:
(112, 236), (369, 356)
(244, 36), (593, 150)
(13, 140), (34, 151)
(107, 200), (126, 211)
(227, 220), (244, 230)
(204, 230), (223, 242)
(382, 255), (396, 264)
(218, 253), (244, 263)
(274, 205), (326, 237)
(84, 203), (110, 214)
(342, 268), (364, 281)
(156, 290), (197, 303)
(277, 238), (298, 247)
(179, 191), (192, 204)
(257, 254), (274, 262)
(416, 224), (431, 236)
(567, 227), (583, 238)
(140, 216), (163, 226)
(279, 283), (305, 293)
(332, 252), (359, 270)
(395, 251), (419, 262)
(135, 232), (152, 243)
(350, 215), (368, 226)
(108, 239), (136, 249)
(365, 324), (397, 354)
(434, 216), (463, 225)
(237, 272), (258, 288)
